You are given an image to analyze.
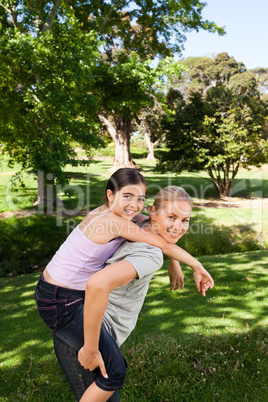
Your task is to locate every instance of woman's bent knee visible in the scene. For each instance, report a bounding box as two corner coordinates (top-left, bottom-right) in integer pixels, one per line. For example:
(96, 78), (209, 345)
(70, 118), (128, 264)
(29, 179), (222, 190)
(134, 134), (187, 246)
(96, 357), (127, 392)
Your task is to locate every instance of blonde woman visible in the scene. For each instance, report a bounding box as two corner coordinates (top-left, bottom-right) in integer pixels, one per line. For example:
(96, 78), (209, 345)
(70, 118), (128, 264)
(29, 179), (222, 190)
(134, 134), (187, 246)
(52, 186), (214, 401)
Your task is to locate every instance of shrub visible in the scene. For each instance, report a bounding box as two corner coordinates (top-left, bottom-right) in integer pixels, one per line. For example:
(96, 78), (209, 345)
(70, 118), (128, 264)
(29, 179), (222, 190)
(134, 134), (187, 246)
(0, 216), (72, 277)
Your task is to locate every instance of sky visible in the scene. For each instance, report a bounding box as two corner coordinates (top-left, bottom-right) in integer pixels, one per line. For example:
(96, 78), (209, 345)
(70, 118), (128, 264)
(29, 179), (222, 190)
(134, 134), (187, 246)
(180, 0), (268, 70)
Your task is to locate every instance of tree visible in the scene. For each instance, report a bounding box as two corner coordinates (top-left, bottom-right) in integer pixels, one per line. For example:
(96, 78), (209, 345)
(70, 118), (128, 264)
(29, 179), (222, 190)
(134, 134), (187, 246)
(250, 67), (268, 97)
(169, 52), (246, 99)
(157, 79), (267, 197)
(133, 95), (166, 161)
(0, 0), (225, 193)
(85, 0), (225, 169)
(96, 52), (157, 169)
(0, 2), (102, 208)
(192, 52), (245, 82)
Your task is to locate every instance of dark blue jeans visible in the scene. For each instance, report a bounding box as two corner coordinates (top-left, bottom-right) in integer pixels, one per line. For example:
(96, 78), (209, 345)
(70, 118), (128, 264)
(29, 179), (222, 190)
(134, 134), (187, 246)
(34, 274), (126, 399)
(53, 333), (120, 402)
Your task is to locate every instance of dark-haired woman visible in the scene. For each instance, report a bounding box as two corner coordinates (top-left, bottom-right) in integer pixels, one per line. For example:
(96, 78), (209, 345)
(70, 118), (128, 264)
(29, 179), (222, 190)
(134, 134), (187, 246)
(35, 170), (213, 400)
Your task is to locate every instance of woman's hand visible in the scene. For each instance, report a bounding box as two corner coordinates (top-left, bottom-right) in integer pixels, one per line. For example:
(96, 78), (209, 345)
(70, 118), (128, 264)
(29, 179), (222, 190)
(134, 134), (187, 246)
(168, 259), (184, 290)
(192, 264), (214, 296)
(78, 345), (108, 378)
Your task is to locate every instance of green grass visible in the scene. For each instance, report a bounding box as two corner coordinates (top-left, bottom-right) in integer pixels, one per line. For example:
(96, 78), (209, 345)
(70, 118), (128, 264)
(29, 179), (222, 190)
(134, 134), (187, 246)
(0, 210), (265, 277)
(0, 156), (267, 277)
(0, 251), (267, 401)
(0, 154), (267, 400)
(122, 328), (268, 401)
(1, 155), (267, 213)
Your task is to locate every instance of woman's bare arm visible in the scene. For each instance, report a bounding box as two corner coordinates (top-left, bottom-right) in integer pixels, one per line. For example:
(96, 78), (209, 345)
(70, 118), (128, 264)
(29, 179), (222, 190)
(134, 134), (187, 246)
(106, 214), (203, 270)
(78, 260), (138, 375)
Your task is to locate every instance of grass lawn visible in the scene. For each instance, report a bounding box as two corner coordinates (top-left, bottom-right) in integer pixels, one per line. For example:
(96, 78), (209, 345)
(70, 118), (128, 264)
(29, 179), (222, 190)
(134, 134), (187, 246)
(0, 251), (267, 401)
(1, 155), (268, 212)
(0, 156), (267, 277)
(0, 155), (267, 400)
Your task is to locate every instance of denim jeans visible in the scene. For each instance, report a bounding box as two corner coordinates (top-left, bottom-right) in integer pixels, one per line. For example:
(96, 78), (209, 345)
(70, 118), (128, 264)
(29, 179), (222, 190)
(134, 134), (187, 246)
(53, 333), (120, 402)
(34, 274), (126, 397)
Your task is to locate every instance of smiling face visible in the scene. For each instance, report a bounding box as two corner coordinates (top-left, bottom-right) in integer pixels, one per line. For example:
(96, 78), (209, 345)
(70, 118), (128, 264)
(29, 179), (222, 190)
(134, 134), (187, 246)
(107, 183), (146, 220)
(150, 199), (192, 243)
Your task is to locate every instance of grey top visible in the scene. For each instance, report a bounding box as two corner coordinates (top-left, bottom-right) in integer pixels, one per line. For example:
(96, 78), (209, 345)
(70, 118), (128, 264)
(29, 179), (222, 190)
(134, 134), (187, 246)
(102, 241), (163, 347)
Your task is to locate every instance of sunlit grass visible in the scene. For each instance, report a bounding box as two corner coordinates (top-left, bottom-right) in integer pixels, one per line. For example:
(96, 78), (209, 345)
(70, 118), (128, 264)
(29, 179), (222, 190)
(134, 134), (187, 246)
(0, 251), (267, 401)
(1, 154), (267, 212)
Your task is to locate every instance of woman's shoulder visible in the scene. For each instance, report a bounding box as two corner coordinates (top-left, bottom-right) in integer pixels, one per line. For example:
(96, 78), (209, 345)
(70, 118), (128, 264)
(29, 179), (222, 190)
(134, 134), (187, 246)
(79, 206), (111, 231)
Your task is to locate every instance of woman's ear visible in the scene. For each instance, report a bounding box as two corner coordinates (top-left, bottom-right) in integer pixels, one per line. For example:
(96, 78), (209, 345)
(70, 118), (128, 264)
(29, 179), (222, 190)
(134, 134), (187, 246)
(106, 189), (114, 204)
(149, 205), (156, 221)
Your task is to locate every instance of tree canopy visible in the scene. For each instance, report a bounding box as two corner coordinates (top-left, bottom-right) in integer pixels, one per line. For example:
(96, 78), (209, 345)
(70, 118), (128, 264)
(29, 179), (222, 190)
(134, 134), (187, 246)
(90, 0), (225, 169)
(0, 1), (103, 206)
(0, 1), (225, 205)
(157, 54), (268, 197)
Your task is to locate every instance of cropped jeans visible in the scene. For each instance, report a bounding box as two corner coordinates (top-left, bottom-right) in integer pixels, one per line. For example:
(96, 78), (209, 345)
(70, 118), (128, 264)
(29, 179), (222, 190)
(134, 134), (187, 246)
(34, 274), (125, 401)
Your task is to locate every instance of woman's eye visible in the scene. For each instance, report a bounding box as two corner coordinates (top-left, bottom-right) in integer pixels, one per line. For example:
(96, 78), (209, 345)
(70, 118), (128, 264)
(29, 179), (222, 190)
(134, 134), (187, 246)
(168, 216), (175, 220)
(138, 198), (145, 202)
(124, 195), (131, 199)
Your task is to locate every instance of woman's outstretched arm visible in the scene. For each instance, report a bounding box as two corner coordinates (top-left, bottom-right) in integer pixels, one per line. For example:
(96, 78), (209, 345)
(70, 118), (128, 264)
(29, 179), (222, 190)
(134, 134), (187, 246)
(106, 214), (203, 270)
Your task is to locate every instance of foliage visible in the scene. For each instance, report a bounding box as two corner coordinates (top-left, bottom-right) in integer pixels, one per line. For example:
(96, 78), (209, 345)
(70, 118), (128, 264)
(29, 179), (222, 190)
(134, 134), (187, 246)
(69, 0), (225, 60)
(250, 67), (268, 99)
(190, 52), (246, 88)
(1, 211), (265, 278)
(157, 54), (268, 197)
(0, 215), (73, 277)
(96, 52), (157, 119)
(0, 4), (102, 191)
(91, 0), (224, 167)
(0, 1), (225, 176)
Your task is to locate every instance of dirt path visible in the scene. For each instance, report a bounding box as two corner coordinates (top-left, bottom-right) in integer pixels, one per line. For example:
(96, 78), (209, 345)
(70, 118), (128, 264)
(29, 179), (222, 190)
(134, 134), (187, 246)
(1, 198), (267, 220)
(193, 197), (268, 209)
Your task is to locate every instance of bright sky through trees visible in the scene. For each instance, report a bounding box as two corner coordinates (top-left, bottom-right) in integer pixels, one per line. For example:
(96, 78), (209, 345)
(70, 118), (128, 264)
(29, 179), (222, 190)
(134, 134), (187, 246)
(181, 0), (268, 69)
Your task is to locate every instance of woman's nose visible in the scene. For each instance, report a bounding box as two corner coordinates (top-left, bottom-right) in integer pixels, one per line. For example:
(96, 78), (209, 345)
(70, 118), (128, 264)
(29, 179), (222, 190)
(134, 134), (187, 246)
(172, 220), (182, 231)
(129, 198), (138, 208)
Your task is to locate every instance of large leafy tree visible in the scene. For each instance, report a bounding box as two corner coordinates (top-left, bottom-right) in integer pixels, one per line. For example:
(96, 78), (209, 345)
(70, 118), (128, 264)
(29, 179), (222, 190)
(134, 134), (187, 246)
(170, 53), (247, 98)
(157, 57), (268, 197)
(0, 1), (102, 207)
(0, 0), (225, 195)
(83, 0), (225, 169)
(96, 52), (158, 168)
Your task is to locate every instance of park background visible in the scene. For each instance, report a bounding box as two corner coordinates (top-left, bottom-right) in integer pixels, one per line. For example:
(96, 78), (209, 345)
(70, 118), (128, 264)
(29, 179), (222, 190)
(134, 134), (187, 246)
(0, 1), (267, 401)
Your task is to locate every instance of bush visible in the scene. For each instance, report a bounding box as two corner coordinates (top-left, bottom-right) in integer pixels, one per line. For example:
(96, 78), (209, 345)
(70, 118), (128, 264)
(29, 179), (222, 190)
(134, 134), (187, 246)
(178, 217), (263, 257)
(0, 214), (264, 277)
(0, 216), (73, 277)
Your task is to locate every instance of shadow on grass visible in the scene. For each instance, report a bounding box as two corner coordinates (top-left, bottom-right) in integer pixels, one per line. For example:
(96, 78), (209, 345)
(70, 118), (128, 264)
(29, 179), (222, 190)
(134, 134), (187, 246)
(61, 172), (109, 210)
(3, 159), (267, 217)
(121, 327), (268, 401)
(59, 166), (268, 213)
(0, 251), (267, 401)
(0, 273), (76, 401)
(127, 251), (268, 347)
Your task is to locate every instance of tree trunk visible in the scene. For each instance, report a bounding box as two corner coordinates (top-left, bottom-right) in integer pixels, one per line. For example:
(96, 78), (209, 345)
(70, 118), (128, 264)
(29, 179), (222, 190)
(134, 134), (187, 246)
(34, 170), (62, 213)
(98, 114), (139, 170)
(144, 132), (162, 161)
(206, 164), (240, 198)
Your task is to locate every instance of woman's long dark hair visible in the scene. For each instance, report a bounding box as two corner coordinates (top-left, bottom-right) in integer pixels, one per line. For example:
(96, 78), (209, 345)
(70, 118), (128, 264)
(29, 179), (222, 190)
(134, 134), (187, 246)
(105, 168), (147, 205)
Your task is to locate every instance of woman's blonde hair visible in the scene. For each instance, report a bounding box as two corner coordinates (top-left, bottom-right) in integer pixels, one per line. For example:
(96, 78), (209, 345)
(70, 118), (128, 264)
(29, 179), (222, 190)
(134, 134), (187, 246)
(152, 186), (192, 212)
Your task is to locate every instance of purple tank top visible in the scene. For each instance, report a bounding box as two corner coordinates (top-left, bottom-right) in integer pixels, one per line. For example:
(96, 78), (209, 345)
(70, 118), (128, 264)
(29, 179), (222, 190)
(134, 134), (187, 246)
(46, 214), (125, 290)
